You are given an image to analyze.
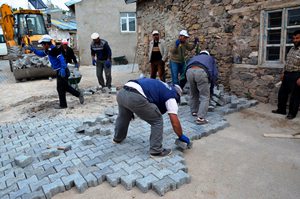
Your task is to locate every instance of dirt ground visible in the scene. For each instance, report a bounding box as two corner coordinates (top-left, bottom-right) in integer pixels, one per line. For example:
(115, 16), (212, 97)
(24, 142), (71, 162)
(1, 62), (299, 199)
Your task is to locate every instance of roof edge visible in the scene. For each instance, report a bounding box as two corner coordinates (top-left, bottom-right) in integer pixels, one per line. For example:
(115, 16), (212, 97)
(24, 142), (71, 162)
(124, 0), (136, 4)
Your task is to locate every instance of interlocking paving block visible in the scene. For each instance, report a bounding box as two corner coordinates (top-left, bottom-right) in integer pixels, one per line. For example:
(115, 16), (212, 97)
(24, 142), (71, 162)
(30, 177), (50, 192)
(41, 149), (60, 160)
(92, 167), (113, 184)
(17, 175), (38, 189)
(81, 136), (94, 146)
(120, 172), (143, 190)
(106, 169), (128, 187)
(136, 174), (159, 193)
(42, 179), (65, 199)
(14, 155), (33, 168)
(152, 176), (177, 196)
(83, 173), (98, 187)
(168, 170), (191, 188)
(22, 190), (46, 199)
(9, 185), (31, 199)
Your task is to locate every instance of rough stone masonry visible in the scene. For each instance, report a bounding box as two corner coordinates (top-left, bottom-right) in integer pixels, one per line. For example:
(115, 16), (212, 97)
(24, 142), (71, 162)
(0, 89), (257, 198)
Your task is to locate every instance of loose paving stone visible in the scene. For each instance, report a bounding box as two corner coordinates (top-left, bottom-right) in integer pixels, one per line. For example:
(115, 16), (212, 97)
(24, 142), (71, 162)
(0, 96), (257, 197)
(14, 155), (33, 168)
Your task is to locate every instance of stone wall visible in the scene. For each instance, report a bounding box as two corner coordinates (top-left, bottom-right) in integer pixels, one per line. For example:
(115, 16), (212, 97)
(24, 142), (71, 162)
(135, 0), (299, 104)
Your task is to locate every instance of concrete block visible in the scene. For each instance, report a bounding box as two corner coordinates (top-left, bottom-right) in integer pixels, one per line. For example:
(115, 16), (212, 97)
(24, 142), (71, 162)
(120, 172), (143, 190)
(83, 173), (98, 187)
(48, 169), (69, 182)
(92, 167), (113, 184)
(42, 179), (65, 199)
(175, 139), (193, 150)
(41, 149), (60, 160)
(106, 169), (128, 187)
(135, 174), (159, 193)
(109, 115), (118, 123)
(9, 185), (31, 199)
(152, 176), (177, 196)
(169, 162), (188, 173)
(122, 163), (142, 174)
(138, 165), (159, 176)
(0, 184), (18, 197)
(30, 177), (50, 192)
(81, 136), (94, 146)
(110, 161), (130, 172)
(152, 169), (174, 180)
(100, 118), (110, 125)
(22, 190), (46, 199)
(100, 128), (112, 136)
(17, 175), (38, 189)
(96, 159), (114, 170)
(14, 155), (33, 168)
(168, 170), (191, 189)
(104, 108), (114, 116)
(61, 172), (88, 193)
(37, 167), (56, 180)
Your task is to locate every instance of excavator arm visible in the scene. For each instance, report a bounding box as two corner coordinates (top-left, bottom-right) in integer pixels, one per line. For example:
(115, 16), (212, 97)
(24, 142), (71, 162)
(0, 4), (16, 47)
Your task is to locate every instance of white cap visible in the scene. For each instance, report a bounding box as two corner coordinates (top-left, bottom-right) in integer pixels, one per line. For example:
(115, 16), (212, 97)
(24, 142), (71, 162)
(38, 35), (52, 43)
(152, 30), (159, 35)
(200, 50), (210, 56)
(91, 32), (99, 39)
(174, 84), (183, 96)
(179, 30), (189, 37)
(62, 39), (68, 45)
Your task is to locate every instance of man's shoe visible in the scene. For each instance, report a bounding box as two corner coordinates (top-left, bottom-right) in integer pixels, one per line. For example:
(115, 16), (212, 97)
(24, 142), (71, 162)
(150, 148), (172, 158)
(54, 105), (67, 109)
(112, 138), (122, 144)
(271, 109), (286, 115)
(286, 114), (296, 120)
(79, 93), (84, 104)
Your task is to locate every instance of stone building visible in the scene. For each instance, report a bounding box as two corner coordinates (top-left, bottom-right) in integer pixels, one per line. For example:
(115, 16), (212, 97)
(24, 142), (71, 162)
(125, 0), (300, 104)
(66, 0), (137, 65)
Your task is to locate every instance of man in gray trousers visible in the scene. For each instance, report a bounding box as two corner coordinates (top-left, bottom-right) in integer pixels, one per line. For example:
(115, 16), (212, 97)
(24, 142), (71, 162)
(113, 78), (191, 157)
(186, 50), (218, 125)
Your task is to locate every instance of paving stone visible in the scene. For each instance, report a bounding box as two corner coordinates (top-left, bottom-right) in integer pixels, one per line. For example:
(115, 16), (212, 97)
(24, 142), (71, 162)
(136, 174), (159, 193)
(61, 172), (88, 193)
(48, 169), (69, 182)
(17, 175), (38, 189)
(81, 136), (94, 146)
(152, 176), (177, 196)
(42, 179), (65, 199)
(9, 185), (31, 199)
(92, 167), (113, 184)
(0, 184), (18, 198)
(83, 173), (98, 187)
(30, 177), (50, 192)
(120, 172), (143, 190)
(106, 169), (128, 187)
(22, 190), (46, 199)
(41, 149), (60, 160)
(168, 170), (191, 188)
(14, 155), (33, 168)
(37, 167), (56, 180)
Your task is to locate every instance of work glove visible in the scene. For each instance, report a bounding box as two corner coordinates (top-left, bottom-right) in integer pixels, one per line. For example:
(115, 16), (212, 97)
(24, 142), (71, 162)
(59, 68), (66, 77)
(24, 45), (34, 52)
(194, 37), (199, 44)
(92, 59), (96, 66)
(75, 63), (79, 68)
(175, 39), (180, 48)
(105, 60), (111, 68)
(179, 134), (190, 145)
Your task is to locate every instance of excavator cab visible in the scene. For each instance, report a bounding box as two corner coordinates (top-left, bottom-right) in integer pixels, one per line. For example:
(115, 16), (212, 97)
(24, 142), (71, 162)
(13, 11), (48, 49)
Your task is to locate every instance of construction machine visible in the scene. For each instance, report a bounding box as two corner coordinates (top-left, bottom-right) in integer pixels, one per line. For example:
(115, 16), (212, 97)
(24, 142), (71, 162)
(0, 4), (55, 81)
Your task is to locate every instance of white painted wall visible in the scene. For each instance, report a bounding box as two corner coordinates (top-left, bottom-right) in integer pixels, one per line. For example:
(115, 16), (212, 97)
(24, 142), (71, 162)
(75, 0), (136, 65)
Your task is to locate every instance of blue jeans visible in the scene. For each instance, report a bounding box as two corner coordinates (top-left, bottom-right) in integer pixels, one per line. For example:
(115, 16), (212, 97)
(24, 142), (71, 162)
(169, 60), (184, 85)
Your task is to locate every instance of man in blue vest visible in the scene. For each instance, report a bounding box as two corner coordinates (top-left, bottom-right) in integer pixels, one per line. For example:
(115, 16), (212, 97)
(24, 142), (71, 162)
(27, 35), (84, 109)
(113, 78), (191, 157)
(186, 50), (218, 125)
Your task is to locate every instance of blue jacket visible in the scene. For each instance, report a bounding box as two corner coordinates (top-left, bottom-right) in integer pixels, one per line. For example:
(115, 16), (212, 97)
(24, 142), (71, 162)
(32, 44), (67, 71)
(186, 53), (218, 90)
(132, 78), (179, 114)
(90, 39), (112, 61)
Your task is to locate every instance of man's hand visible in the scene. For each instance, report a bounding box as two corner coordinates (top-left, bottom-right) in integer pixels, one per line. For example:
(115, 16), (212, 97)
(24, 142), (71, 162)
(92, 58), (96, 66)
(24, 45), (34, 52)
(297, 78), (300, 86)
(175, 39), (180, 48)
(179, 134), (190, 144)
(105, 60), (111, 68)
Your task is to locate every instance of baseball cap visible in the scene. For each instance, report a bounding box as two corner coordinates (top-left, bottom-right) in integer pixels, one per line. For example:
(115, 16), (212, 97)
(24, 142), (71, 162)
(91, 32), (100, 39)
(179, 30), (189, 37)
(62, 39), (68, 45)
(199, 50), (210, 56)
(38, 35), (52, 43)
(152, 30), (159, 35)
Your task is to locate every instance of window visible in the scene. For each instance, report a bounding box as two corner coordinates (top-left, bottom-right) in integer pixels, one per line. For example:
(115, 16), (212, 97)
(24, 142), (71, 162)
(120, 12), (136, 32)
(262, 7), (300, 64)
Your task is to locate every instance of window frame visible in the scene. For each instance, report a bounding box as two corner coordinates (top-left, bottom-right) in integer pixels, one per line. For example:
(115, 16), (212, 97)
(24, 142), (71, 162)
(120, 12), (136, 33)
(260, 6), (300, 66)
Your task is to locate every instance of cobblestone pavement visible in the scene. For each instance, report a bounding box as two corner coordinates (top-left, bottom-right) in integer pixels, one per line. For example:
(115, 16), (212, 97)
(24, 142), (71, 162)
(0, 97), (257, 198)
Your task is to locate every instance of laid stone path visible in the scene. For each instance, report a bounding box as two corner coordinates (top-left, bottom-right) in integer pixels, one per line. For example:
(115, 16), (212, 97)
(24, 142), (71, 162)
(0, 98), (257, 198)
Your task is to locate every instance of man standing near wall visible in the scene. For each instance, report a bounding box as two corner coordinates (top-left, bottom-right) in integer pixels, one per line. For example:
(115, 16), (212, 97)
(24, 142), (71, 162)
(90, 32), (112, 89)
(148, 30), (168, 82)
(272, 30), (300, 120)
(169, 30), (198, 86)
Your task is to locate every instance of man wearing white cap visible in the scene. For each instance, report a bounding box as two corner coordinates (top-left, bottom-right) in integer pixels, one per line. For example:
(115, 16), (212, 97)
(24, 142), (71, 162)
(60, 39), (79, 68)
(169, 30), (199, 86)
(185, 50), (218, 125)
(90, 32), (112, 89)
(148, 30), (168, 81)
(26, 35), (84, 109)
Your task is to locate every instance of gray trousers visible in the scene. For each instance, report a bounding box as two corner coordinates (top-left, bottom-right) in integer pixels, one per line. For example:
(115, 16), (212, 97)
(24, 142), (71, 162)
(96, 60), (112, 88)
(186, 68), (210, 118)
(114, 89), (164, 154)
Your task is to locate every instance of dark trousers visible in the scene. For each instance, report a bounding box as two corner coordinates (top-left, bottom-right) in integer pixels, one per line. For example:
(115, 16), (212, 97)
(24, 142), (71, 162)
(150, 60), (165, 82)
(57, 68), (80, 107)
(96, 60), (112, 88)
(277, 71), (300, 116)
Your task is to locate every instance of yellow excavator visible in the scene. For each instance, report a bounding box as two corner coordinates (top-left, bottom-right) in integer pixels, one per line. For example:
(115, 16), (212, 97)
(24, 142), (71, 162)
(0, 4), (55, 80)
